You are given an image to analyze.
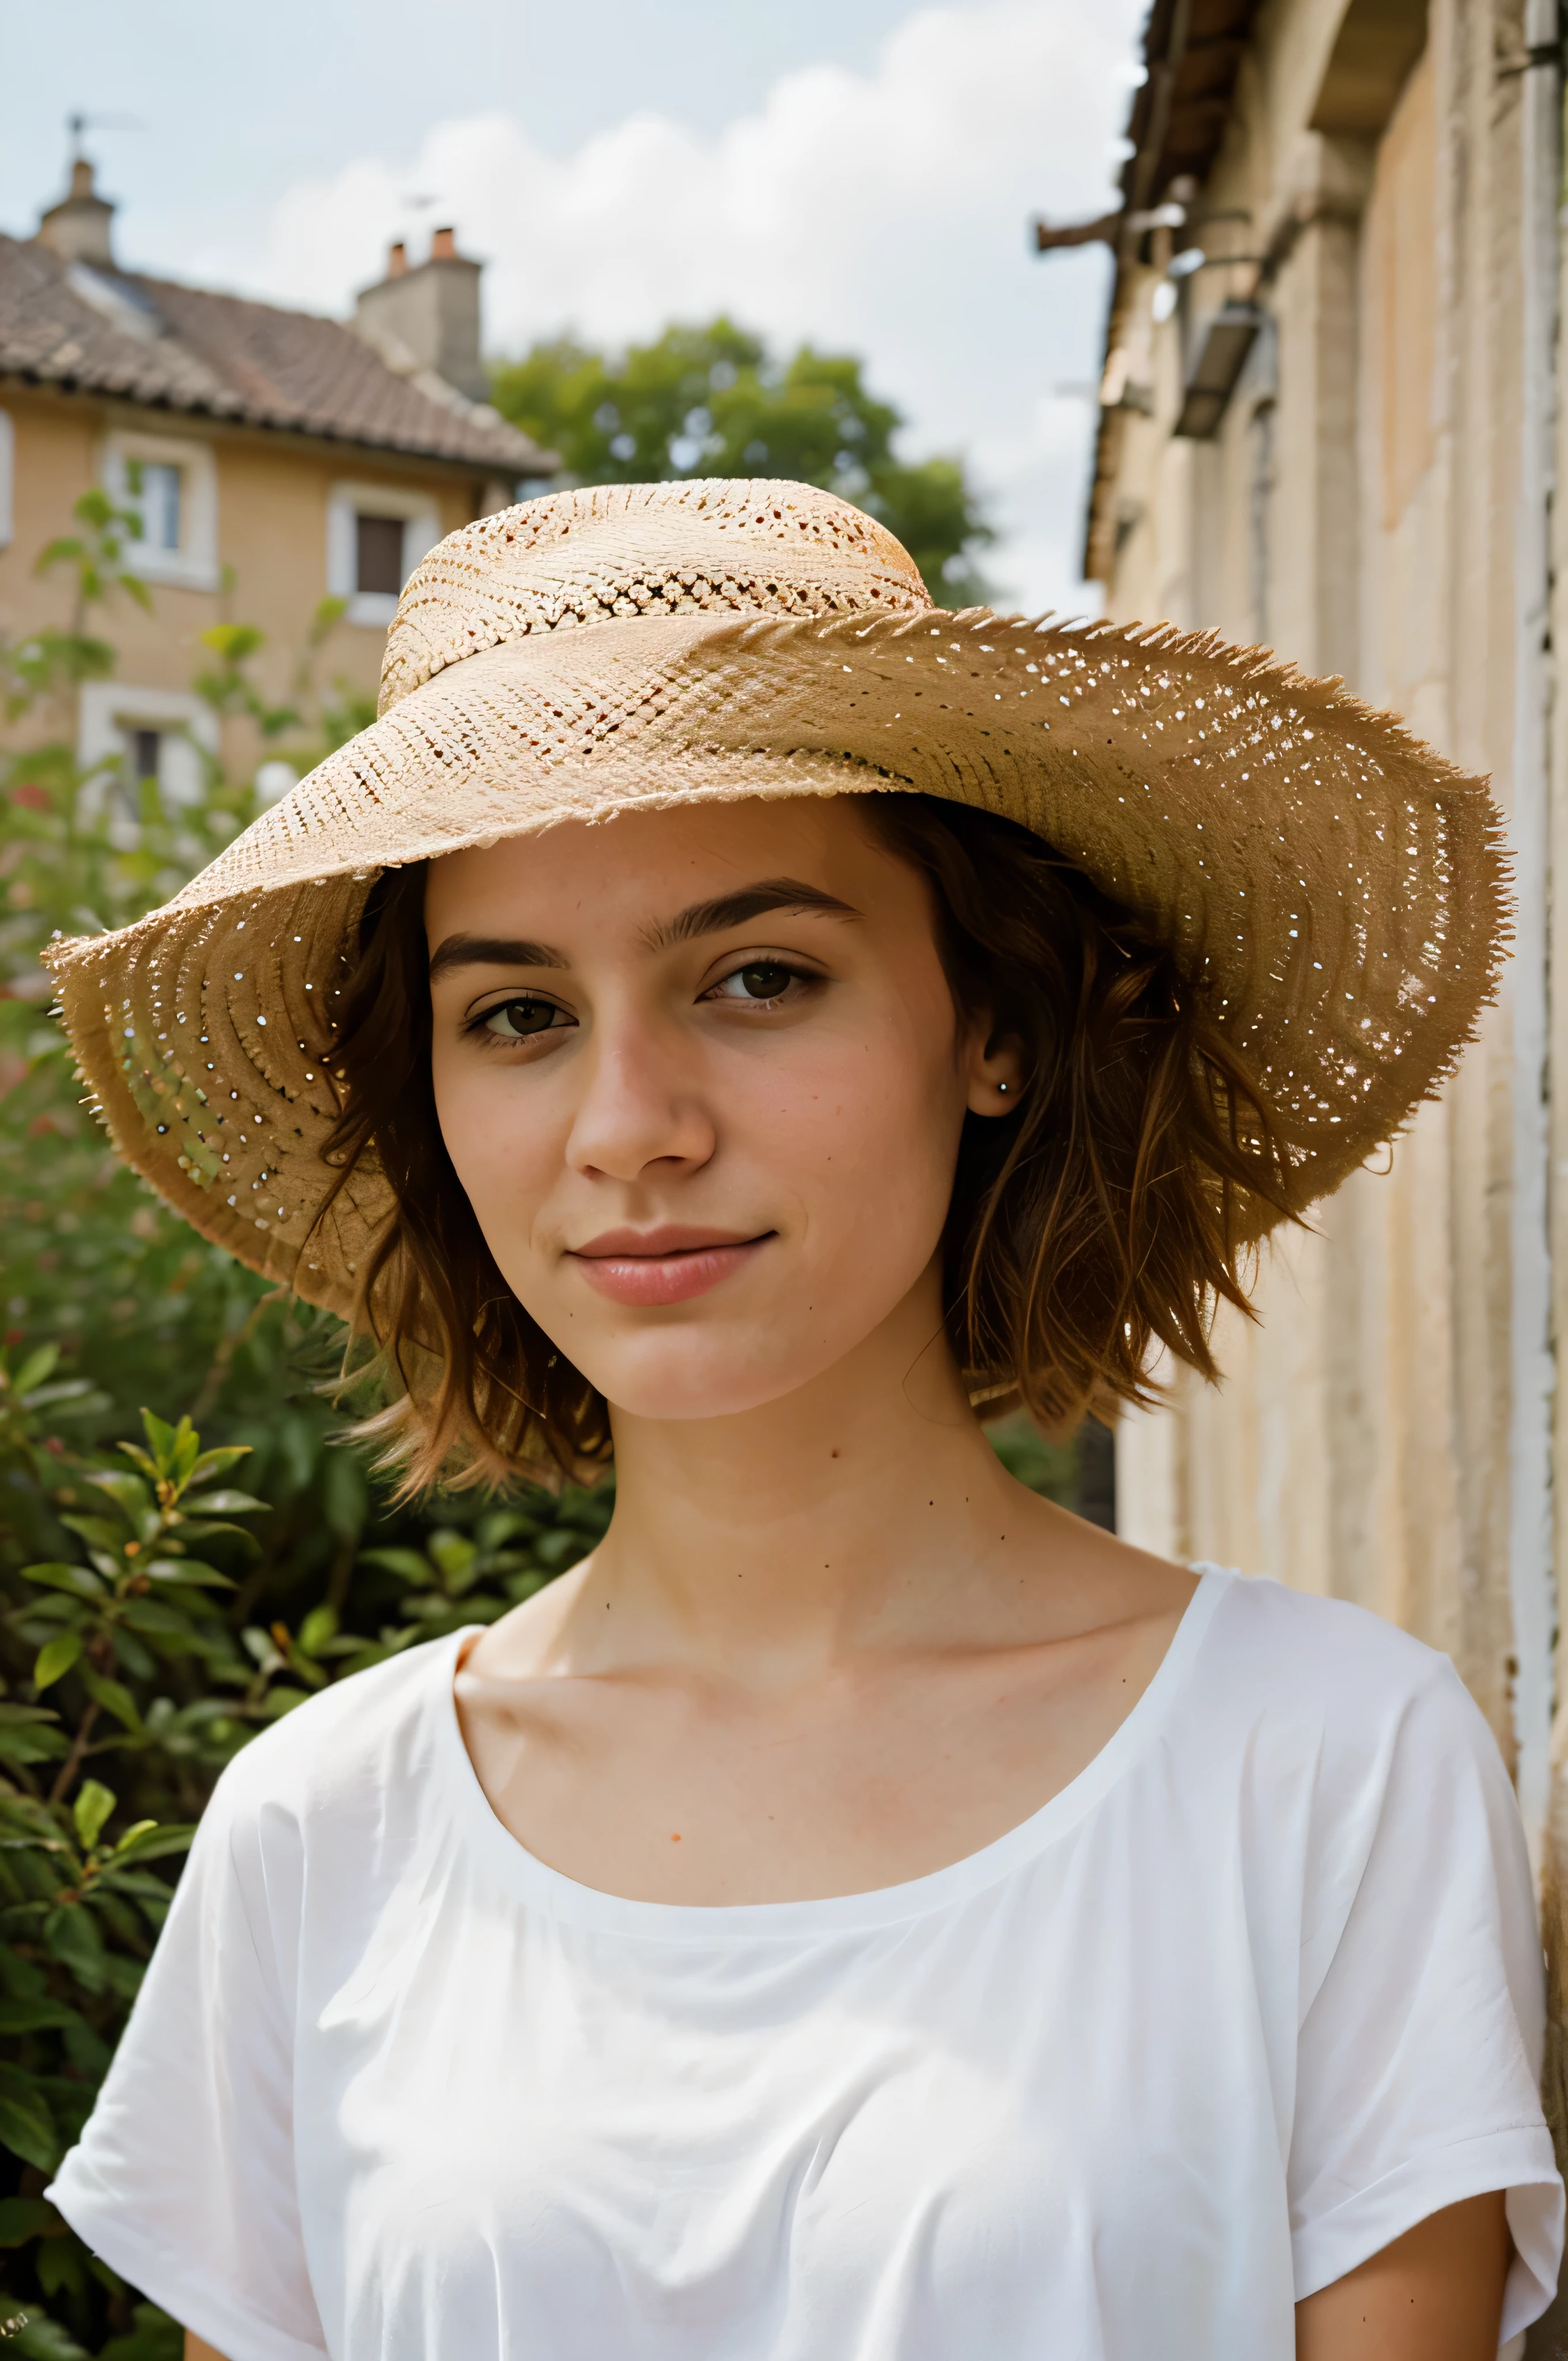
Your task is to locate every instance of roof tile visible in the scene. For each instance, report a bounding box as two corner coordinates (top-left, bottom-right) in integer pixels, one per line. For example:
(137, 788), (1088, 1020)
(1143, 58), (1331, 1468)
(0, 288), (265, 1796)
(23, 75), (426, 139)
(0, 233), (552, 476)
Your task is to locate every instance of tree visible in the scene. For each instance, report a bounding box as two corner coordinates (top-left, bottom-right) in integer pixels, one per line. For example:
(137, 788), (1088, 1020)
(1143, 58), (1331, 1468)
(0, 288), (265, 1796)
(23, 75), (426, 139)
(490, 319), (994, 608)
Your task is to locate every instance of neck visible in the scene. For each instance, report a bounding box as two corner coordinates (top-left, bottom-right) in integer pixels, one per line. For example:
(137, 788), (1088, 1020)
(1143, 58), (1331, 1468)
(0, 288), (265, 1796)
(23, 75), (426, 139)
(586, 1265), (1019, 1685)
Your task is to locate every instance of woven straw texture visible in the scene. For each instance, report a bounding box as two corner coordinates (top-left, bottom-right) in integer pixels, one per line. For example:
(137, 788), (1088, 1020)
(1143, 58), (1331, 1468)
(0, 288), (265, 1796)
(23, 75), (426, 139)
(48, 479), (1507, 1322)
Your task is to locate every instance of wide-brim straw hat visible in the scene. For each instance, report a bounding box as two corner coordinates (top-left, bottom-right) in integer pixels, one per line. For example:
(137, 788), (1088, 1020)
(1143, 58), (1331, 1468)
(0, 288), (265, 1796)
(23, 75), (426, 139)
(47, 479), (1506, 1321)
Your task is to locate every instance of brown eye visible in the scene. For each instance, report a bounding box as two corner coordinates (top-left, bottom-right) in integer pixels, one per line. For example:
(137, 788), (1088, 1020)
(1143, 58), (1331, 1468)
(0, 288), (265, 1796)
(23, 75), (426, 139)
(481, 997), (565, 1039)
(714, 961), (795, 1002)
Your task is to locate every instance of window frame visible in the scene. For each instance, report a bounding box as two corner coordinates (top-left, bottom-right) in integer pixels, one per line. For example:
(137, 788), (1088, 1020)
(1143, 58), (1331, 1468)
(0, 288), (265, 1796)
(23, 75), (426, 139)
(100, 428), (219, 590)
(326, 481), (442, 628)
(78, 682), (221, 825)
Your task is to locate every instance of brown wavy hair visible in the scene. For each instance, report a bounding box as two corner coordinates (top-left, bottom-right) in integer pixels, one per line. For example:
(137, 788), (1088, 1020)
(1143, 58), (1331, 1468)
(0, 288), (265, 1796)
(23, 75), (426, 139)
(310, 793), (1297, 1493)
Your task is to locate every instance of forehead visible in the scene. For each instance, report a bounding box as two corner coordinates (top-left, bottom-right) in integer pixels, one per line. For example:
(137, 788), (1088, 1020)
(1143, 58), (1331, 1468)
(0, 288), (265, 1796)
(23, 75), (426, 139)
(423, 793), (914, 940)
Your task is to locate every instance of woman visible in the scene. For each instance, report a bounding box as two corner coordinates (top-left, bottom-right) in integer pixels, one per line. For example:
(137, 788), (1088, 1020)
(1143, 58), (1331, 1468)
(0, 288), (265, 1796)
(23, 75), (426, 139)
(43, 482), (1561, 2356)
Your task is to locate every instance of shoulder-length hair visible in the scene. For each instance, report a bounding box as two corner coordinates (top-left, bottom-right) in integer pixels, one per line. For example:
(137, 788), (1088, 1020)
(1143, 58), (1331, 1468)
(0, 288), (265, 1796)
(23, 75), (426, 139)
(310, 792), (1295, 1493)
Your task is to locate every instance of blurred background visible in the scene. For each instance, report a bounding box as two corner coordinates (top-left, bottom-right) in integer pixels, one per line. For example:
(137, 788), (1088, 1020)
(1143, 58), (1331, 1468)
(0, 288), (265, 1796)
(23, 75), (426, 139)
(7, 2), (1568, 2352)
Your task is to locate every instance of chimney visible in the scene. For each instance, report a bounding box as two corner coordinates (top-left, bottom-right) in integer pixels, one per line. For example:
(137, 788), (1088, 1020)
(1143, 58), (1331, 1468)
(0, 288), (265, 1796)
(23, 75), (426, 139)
(353, 227), (487, 403)
(37, 153), (116, 270)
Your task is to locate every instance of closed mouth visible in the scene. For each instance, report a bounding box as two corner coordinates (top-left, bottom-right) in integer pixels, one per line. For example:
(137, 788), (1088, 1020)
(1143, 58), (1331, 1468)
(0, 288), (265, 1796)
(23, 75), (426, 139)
(567, 1228), (775, 1307)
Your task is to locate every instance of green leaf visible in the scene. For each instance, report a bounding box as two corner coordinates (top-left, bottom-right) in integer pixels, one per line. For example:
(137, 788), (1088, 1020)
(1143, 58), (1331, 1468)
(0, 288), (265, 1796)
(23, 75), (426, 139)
(99, 2308), (184, 2361)
(80, 1665), (142, 1732)
(171, 1518), (261, 1549)
(0, 1999), (80, 2034)
(476, 1507), (543, 1549)
(0, 1725), (67, 1765)
(358, 1546), (435, 1585)
(120, 1598), (205, 1638)
(98, 2301), (184, 2361)
(138, 1408), (177, 1461)
(184, 1445), (252, 1486)
(184, 1488), (267, 1514)
(73, 1781), (116, 1854)
(104, 1823), (194, 1867)
(42, 1902), (105, 1990)
(169, 1420), (201, 1487)
(33, 1631), (83, 1691)
(6, 2309), (92, 2359)
(297, 1603), (338, 1655)
(11, 1343), (59, 1396)
(0, 2194), (64, 2244)
(56, 1515), (126, 1555)
(142, 1557), (235, 1590)
(0, 2067), (58, 2170)
(19, 1379), (97, 1410)
(22, 1562), (107, 1601)
(83, 1469), (150, 1517)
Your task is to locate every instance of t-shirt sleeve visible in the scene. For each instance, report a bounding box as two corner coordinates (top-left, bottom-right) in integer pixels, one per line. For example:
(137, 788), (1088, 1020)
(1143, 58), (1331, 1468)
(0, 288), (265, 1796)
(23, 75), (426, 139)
(47, 1744), (326, 2361)
(1288, 1654), (1564, 2340)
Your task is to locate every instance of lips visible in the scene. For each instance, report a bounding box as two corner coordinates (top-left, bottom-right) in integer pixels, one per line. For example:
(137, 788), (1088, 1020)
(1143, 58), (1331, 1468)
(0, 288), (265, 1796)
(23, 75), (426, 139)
(568, 1227), (773, 1308)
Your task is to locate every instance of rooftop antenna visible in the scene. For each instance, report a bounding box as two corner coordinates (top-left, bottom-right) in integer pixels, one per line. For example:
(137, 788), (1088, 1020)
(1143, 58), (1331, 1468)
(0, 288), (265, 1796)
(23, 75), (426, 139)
(65, 108), (144, 165)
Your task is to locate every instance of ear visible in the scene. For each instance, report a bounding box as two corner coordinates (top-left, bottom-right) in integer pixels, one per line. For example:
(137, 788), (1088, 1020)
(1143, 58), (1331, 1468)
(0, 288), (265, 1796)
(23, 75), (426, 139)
(962, 1018), (1026, 1118)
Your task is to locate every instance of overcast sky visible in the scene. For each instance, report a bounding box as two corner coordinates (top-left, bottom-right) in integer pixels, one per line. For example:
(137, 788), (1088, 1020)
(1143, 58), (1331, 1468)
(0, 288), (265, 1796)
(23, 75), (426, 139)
(4, 0), (1146, 610)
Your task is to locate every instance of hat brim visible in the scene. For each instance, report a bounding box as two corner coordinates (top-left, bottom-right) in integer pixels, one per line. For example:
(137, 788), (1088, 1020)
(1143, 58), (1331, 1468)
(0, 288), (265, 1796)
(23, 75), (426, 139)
(48, 605), (1508, 1319)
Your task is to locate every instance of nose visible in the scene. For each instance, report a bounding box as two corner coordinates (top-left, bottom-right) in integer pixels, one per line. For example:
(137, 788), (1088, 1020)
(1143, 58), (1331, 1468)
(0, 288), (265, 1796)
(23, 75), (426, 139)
(564, 1004), (717, 1185)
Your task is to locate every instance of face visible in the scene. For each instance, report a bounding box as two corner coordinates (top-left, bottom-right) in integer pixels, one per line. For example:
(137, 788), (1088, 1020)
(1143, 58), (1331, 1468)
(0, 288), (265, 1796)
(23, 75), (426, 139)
(424, 796), (1016, 1424)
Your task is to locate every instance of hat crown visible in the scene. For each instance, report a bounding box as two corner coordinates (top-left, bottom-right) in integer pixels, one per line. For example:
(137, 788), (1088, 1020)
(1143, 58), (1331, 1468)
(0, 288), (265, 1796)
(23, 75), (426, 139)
(379, 478), (933, 714)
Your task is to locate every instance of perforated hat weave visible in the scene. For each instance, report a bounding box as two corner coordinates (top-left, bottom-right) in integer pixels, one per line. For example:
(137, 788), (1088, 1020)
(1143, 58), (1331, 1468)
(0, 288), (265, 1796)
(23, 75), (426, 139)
(47, 478), (1507, 1319)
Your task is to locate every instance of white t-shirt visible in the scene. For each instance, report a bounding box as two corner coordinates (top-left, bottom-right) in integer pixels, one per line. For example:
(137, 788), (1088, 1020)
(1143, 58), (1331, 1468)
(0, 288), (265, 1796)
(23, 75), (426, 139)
(51, 1567), (1562, 2359)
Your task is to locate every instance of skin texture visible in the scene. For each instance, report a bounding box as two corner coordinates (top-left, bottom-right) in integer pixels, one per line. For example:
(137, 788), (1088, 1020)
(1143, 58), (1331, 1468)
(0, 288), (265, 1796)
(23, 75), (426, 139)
(182, 797), (1510, 2359)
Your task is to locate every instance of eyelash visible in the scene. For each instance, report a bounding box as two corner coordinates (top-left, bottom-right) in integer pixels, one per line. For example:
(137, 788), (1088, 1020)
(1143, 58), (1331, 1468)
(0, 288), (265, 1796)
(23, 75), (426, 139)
(465, 995), (573, 1049)
(463, 956), (822, 1046)
(699, 956), (822, 1010)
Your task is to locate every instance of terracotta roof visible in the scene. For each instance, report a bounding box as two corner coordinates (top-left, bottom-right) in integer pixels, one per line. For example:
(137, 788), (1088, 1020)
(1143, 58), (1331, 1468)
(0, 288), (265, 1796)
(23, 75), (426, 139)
(0, 232), (553, 475)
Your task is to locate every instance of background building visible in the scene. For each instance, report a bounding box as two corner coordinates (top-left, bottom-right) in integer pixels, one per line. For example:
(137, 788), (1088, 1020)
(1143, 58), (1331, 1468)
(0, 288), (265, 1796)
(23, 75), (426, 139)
(1039, 0), (1568, 2307)
(0, 154), (552, 801)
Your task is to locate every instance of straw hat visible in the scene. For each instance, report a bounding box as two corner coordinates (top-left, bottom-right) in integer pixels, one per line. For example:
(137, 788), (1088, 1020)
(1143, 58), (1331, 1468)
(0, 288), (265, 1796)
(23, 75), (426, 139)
(47, 480), (1506, 1319)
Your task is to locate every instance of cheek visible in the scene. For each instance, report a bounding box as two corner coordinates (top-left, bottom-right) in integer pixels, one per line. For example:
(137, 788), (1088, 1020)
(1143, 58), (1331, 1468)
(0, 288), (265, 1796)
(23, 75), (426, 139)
(429, 1051), (563, 1250)
(766, 1020), (964, 1252)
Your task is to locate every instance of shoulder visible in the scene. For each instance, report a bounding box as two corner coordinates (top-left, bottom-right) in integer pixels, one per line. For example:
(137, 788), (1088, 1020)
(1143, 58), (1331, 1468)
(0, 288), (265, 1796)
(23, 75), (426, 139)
(1197, 1565), (1471, 1706)
(1183, 1568), (1510, 1800)
(205, 1630), (464, 1845)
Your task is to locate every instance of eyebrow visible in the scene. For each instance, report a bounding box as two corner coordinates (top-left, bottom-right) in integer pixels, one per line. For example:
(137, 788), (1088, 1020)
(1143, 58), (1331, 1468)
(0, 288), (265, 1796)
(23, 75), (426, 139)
(428, 877), (861, 980)
(643, 877), (861, 951)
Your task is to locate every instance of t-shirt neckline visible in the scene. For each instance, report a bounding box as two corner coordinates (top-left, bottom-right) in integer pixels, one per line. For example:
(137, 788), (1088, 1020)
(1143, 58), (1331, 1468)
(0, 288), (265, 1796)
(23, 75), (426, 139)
(432, 1563), (1233, 1941)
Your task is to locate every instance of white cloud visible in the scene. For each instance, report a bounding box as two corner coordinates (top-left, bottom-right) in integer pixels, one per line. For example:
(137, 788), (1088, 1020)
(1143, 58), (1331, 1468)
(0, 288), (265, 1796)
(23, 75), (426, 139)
(203, 0), (1143, 609)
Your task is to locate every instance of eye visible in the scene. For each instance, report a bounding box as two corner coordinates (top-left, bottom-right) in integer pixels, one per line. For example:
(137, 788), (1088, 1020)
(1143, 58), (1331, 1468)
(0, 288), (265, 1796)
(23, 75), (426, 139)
(706, 960), (806, 1005)
(475, 995), (571, 1041)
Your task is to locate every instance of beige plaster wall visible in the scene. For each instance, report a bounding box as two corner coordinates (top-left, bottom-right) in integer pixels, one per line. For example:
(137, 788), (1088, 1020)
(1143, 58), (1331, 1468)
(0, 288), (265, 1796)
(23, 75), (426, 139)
(1102, 2), (1524, 1762)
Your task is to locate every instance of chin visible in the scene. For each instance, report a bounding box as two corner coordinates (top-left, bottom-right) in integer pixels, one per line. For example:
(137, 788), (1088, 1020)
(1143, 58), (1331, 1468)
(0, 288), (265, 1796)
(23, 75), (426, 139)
(572, 1336), (834, 1425)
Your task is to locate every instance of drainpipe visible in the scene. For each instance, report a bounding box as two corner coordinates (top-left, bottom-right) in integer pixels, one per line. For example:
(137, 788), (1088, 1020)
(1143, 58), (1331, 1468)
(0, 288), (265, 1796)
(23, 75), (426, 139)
(1509, 0), (1561, 1872)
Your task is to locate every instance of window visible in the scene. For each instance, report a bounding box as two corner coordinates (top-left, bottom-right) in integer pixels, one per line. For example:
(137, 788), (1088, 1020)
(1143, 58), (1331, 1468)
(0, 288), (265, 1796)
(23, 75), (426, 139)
(131, 460), (182, 554)
(101, 431), (218, 589)
(78, 684), (219, 842)
(127, 727), (163, 782)
(327, 482), (441, 627)
(355, 512), (406, 596)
